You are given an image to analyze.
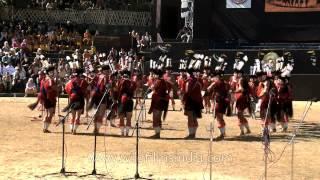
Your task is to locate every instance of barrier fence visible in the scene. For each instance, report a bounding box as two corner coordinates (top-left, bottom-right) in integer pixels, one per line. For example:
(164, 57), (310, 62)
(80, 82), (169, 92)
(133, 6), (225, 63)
(0, 7), (151, 27)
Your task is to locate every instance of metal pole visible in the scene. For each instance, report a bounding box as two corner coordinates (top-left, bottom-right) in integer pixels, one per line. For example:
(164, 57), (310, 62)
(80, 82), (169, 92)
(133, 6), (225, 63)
(92, 122), (97, 175)
(291, 138), (294, 180)
(290, 101), (313, 180)
(209, 96), (216, 180)
(263, 89), (274, 180)
(61, 118), (65, 173)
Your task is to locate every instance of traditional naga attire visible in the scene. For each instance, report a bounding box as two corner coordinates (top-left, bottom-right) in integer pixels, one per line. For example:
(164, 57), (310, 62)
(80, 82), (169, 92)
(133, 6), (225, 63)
(207, 74), (229, 139)
(202, 74), (211, 114)
(275, 78), (292, 132)
(183, 73), (204, 139)
(235, 77), (251, 135)
(148, 70), (169, 139)
(117, 72), (135, 136)
(163, 71), (176, 110)
(89, 66), (112, 133)
(256, 74), (277, 130)
(177, 73), (187, 110)
(64, 71), (88, 134)
(41, 67), (58, 133)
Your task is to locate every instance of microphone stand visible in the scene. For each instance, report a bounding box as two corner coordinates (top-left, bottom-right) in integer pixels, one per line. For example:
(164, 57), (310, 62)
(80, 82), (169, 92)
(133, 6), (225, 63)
(263, 89), (275, 180)
(43, 105), (77, 177)
(209, 95), (216, 180)
(83, 84), (110, 177)
(55, 106), (74, 174)
(126, 89), (152, 180)
(290, 99), (315, 180)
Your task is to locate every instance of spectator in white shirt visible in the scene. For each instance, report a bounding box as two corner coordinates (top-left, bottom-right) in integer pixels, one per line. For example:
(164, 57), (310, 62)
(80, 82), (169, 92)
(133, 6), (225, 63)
(2, 41), (10, 52)
(5, 63), (16, 75)
(25, 78), (37, 97)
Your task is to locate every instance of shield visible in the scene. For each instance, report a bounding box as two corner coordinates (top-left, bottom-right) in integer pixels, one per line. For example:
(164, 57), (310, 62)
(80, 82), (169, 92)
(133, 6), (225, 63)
(262, 52), (279, 72)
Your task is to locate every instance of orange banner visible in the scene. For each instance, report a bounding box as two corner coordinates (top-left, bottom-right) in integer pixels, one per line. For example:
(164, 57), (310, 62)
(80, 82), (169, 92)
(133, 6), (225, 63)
(265, 0), (320, 12)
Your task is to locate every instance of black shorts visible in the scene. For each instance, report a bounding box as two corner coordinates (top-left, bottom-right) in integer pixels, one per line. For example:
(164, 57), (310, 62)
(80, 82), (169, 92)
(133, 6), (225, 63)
(71, 98), (85, 111)
(44, 99), (56, 109)
(92, 95), (112, 108)
(118, 99), (134, 114)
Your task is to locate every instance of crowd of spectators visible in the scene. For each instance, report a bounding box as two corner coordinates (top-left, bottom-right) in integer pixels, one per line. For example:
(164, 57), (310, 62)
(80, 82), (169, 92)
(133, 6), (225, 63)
(129, 30), (152, 51)
(0, 19), (152, 96)
(0, 20), (95, 53)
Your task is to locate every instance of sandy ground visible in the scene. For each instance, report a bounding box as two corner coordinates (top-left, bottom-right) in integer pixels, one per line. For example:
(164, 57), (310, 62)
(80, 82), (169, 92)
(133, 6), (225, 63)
(0, 97), (319, 180)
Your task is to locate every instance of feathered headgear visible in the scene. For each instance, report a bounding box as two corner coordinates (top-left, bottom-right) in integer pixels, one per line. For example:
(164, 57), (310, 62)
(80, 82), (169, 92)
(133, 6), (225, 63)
(165, 57), (172, 70)
(233, 51), (248, 71)
(281, 52), (294, 78)
(179, 59), (188, 72)
(213, 54), (228, 72)
(307, 50), (317, 66)
(203, 56), (212, 69)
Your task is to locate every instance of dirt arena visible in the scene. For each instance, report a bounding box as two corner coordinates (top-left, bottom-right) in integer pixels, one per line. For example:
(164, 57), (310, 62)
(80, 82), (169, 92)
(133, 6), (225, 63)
(0, 97), (319, 179)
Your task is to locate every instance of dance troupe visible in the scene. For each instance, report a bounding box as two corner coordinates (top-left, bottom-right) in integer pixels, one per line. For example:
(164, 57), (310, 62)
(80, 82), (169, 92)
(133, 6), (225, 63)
(28, 51), (294, 140)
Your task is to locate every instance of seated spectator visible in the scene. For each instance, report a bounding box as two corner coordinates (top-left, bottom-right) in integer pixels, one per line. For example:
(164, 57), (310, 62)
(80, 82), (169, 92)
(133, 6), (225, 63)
(2, 52), (11, 65)
(83, 29), (92, 45)
(0, 78), (4, 93)
(139, 32), (151, 51)
(12, 66), (26, 92)
(0, 30), (8, 44)
(83, 49), (91, 60)
(2, 41), (10, 52)
(89, 45), (96, 55)
(2, 72), (12, 92)
(4, 63), (16, 76)
(12, 38), (21, 49)
(25, 78), (37, 97)
(20, 39), (28, 52)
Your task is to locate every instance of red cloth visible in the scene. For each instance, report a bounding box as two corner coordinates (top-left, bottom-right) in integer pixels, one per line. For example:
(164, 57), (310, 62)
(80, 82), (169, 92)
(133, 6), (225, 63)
(43, 78), (57, 102)
(211, 79), (228, 113)
(91, 73), (109, 97)
(183, 77), (203, 110)
(163, 73), (169, 81)
(249, 82), (257, 97)
(118, 78), (135, 100)
(147, 75), (154, 87)
(229, 76), (238, 91)
(38, 78), (46, 101)
(65, 80), (72, 95)
(235, 93), (249, 111)
(65, 77), (88, 101)
(149, 78), (169, 111)
(235, 80), (250, 111)
(177, 76), (186, 93)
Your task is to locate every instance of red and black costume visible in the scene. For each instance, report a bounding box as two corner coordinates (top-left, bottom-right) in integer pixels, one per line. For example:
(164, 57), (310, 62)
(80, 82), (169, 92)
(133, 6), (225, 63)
(118, 76), (135, 116)
(207, 74), (229, 139)
(183, 74), (204, 139)
(148, 70), (169, 138)
(234, 77), (251, 135)
(65, 76), (88, 111)
(275, 78), (291, 131)
(90, 73), (112, 108)
(41, 77), (58, 109)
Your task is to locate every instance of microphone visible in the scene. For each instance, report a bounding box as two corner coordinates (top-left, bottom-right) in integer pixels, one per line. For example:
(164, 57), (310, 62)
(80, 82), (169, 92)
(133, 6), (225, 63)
(105, 83), (112, 89)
